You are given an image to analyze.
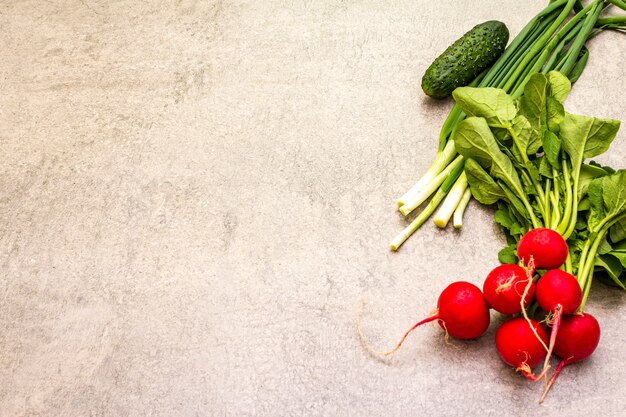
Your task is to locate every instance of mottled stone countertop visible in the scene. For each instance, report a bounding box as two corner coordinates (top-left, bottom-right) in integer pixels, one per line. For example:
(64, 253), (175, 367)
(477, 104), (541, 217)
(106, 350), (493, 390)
(1, 1), (625, 416)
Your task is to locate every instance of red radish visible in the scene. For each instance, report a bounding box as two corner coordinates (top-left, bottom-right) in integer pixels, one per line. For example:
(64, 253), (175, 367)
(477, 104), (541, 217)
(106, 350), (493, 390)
(517, 228), (568, 270)
(536, 270), (582, 314)
(535, 269), (583, 377)
(434, 281), (491, 339)
(483, 264), (535, 315)
(540, 313), (601, 403)
(495, 317), (548, 380)
(357, 281), (490, 356)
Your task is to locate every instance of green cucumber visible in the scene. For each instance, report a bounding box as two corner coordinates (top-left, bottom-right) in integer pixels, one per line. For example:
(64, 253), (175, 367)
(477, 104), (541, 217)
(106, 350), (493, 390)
(421, 20), (509, 99)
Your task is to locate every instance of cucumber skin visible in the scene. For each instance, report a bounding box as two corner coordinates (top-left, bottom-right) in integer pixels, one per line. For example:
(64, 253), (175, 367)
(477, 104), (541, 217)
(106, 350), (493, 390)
(421, 21), (509, 99)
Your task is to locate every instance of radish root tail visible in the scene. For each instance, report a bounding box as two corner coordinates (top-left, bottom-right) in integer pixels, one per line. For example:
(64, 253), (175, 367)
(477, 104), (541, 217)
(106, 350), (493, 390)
(520, 260), (549, 354)
(355, 297), (440, 357)
(438, 320), (458, 348)
(524, 255), (537, 276)
(539, 360), (566, 403)
(495, 275), (516, 294)
(539, 304), (563, 381)
(517, 360), (539, 381)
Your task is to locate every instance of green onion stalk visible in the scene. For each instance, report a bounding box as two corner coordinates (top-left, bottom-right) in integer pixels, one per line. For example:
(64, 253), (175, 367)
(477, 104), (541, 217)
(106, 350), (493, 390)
(392, 0), (620, 250)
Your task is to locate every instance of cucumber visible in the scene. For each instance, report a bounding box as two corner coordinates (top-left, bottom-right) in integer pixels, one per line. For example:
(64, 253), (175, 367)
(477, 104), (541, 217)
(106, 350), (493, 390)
(421, 20), (509, 99)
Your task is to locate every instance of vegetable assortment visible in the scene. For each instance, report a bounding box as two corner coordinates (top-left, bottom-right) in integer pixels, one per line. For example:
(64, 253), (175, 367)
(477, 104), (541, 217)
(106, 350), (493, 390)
(392, 0), (626, 250)
(359, 0), (626, 404)
(451, 72), (623, 307)
(435, 71), (622, 400)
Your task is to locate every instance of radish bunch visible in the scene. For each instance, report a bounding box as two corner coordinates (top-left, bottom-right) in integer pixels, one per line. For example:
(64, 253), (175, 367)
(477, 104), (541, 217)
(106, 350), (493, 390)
(488, 228), (600, 400)
(359, 228), (602, 403)
(375, 51), (626, 402)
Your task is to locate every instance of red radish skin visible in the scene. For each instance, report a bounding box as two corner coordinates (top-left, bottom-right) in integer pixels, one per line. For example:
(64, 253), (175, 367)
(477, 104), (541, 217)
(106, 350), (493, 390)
(536, 270), (583, 314)
(535, 269), (583, 378)
(483, 264), (535, 315)
(553, 313), (601, 363)
(540, 313), (601, 403)
(434, 281), (491, 339)
(517, 228), (568, 270)
(495, 317), (548, 380)
(357, 281), (490, 356)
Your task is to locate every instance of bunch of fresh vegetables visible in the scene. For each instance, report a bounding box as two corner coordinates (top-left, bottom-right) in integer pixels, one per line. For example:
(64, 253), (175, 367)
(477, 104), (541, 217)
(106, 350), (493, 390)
(359, 0), (626, 403)
(446, 71), (623, 399)
(451, 71), (624, 297)
(392, 0), (626, 250)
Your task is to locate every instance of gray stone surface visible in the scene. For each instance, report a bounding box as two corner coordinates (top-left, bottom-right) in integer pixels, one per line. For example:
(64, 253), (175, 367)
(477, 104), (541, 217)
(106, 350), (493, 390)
(1, 1), (626, 416)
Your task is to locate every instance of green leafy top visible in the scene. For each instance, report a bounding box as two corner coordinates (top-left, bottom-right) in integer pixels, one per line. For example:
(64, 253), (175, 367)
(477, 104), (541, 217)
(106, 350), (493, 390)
(454, 117), (524, 196)
(588, 170), (626, 234)
(519, 71), (570, 133)
(449, 71), (625, 305)
(453, 87), (517, 126)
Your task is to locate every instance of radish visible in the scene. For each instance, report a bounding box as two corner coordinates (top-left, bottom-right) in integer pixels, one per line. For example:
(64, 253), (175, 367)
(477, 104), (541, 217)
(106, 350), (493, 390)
(536, 270), (583, 315)
(495, 317), (548, 380)
(357, 281), (490, 356)
(535, 269), (583, 377)
(517, 228), (568, 270)
(539, 313), (601, 403)
(483, 264), (535, 315)
(435, 281), (491, 339)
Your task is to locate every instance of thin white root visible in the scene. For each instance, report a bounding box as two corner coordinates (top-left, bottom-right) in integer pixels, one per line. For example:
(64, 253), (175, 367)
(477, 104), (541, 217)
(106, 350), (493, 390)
(355, 297), (440, 357)
(520, 258), (549, 353)
(539, 304), (562, 382)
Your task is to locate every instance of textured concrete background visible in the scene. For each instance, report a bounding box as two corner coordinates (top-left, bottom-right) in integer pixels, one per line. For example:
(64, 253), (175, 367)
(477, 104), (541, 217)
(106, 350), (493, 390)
(1, 1), (626, 416)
